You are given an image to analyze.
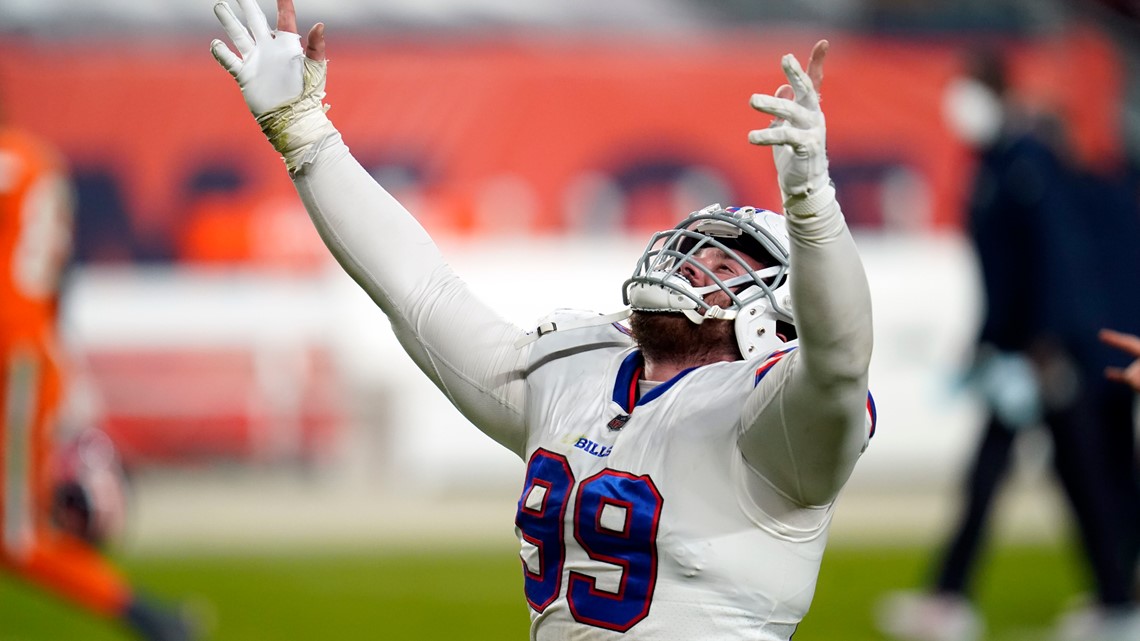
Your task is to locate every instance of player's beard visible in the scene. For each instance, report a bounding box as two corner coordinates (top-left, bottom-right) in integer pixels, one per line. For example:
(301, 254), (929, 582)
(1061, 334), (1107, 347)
(629, 310), (742, 370)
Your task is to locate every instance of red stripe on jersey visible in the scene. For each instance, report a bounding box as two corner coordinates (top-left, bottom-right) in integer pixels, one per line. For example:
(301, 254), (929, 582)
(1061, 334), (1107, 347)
(627, 366), (643, 408)
(753, 347), (797, 386)
(866, 391), (878, 439)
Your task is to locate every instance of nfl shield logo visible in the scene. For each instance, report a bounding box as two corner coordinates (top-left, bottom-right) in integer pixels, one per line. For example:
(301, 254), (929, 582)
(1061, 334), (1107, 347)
(606, 414), (630, 430)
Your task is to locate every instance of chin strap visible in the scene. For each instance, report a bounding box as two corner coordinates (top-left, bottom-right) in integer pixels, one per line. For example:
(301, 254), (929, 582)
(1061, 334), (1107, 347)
(514, 309), (632, 349)
(680, 305), (737, 324)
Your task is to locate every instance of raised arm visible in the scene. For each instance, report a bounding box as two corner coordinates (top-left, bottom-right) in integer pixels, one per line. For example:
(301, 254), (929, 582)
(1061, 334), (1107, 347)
(210, 0), (530, 455)
(739, 42), (874, 506)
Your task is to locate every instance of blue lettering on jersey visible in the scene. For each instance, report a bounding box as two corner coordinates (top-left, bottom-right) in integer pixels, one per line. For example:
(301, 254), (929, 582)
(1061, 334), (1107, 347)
(574, 437), (612, 458)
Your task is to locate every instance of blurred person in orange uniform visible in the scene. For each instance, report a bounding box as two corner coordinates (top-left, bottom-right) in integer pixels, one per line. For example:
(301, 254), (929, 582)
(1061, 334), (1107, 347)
(0, 103), (200, 639)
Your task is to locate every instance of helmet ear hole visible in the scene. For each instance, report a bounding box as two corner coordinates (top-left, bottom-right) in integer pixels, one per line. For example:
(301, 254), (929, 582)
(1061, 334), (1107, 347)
(776, 320), (797, 341)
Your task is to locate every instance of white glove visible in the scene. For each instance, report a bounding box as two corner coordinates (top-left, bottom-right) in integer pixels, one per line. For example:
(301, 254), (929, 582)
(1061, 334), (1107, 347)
(747, 54), (830, 203)
(211, 0), (307, 116)
(210, 0), (333, 174)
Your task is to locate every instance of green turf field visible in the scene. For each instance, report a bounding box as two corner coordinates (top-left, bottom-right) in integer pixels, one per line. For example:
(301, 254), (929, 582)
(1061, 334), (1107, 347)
(0, 542), (1090, 641)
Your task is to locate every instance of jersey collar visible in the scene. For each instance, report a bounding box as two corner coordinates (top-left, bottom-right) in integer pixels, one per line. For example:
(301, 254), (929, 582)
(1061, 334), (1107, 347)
(611, 350), (697, 413)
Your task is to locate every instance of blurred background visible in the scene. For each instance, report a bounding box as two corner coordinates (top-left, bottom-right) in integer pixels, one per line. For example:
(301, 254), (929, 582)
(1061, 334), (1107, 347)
(1, 0), (1138, 639)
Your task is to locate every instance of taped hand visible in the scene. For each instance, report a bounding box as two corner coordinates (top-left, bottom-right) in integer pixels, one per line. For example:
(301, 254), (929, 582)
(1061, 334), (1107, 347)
(209, 0), (332, 174)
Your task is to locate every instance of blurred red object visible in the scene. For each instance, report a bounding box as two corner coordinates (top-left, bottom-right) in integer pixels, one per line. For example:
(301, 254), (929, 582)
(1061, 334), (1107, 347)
(0, 27), (1123, 264)
(82, 346), (345, 470)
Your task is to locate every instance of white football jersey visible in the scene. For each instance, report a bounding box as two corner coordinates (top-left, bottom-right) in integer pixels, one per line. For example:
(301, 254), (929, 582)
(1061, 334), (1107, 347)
(289, 132), (875, 641)
(515, 316), (875, 641)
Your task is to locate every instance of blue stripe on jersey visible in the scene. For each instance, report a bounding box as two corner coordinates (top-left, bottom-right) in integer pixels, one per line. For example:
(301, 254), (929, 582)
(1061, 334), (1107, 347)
(638, 366), (696, 406)
(613, 352), (643, 412)
(612, 351), (697, 412)
(867, 391), (877, 439)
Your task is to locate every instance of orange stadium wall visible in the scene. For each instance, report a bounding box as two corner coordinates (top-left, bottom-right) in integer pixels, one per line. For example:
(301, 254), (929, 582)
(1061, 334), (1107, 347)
(0, 27), (1124, 266)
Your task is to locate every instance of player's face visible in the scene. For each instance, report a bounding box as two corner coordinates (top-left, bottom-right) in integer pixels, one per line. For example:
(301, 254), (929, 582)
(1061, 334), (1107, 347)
(629, 310), (739, 364)
(678, 247), (768, 309)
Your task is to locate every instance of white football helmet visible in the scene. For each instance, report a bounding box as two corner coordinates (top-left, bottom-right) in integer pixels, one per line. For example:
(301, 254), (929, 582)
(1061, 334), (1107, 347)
(623, 203), (794, 358)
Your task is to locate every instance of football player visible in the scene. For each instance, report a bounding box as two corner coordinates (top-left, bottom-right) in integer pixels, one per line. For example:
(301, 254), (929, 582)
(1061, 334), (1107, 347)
(0, 99), (199, 639)
(211, 1), (874, 638)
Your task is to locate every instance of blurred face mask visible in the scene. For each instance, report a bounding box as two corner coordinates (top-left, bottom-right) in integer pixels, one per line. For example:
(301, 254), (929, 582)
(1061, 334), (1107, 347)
(941, 76), (1003, 149)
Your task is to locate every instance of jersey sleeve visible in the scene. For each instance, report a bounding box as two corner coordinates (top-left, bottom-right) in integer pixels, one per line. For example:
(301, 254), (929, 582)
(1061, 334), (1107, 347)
(290, 132), (530, 457)
(737, 187), (874, 507)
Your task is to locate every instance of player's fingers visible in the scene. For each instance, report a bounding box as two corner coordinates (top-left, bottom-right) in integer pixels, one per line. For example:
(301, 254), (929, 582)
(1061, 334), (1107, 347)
(747, 124), (814, 150)
(1099, 328), (1140, 357)
(766, 84), (794, 127)
(1101, 329), (1140, 356)
(807, 39), (828, 94)
(782, 54), (819, 111)
(210, 39), (244, 76)
(276, 0), (298, 34)
(1116, 364), (1140, 391)
(214, 1), (254, 55)
(236, 0), (272, 41)
(750, 93), (813, 127)
(306, 22), (326, 61)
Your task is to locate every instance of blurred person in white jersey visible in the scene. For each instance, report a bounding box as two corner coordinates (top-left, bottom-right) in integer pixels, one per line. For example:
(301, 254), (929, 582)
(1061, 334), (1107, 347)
(210, 1), (875, 638)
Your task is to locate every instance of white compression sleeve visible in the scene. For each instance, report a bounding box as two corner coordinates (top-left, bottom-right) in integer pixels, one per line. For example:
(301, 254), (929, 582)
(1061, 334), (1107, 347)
(290, 131), (531, 457)
(739, 185), (873, 507)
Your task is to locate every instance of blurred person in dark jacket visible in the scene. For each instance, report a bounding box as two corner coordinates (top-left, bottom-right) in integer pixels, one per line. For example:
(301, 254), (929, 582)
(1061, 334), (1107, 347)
(876, 46), (1140, 641)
